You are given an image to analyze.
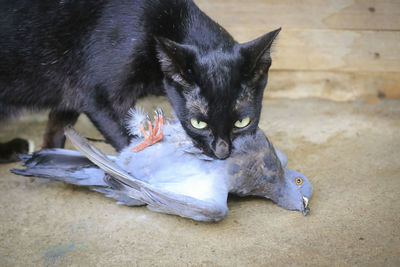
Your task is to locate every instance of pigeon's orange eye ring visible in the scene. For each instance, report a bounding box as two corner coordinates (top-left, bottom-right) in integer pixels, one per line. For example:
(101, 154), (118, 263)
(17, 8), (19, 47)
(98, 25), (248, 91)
(295, 177), (303, 185)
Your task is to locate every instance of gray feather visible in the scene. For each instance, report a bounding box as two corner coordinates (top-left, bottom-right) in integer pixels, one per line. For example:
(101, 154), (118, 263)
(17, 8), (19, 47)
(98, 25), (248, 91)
(12, 149), (106, 186)
(64, 127), (227, 221)
(12, 115), (312, 221)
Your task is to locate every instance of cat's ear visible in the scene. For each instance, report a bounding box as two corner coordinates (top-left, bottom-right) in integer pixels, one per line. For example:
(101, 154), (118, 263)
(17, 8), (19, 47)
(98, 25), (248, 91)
(155, 37), (196, 87)
(239, 28), (281, 81)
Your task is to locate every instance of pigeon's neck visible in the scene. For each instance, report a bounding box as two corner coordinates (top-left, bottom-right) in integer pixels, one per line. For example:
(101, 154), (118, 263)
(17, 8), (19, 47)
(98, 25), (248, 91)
(224, 157), (281, 197)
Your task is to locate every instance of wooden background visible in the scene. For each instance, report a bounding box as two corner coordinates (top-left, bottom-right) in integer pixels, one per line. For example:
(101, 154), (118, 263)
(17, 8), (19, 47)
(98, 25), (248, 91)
(195, 0), (400, 101)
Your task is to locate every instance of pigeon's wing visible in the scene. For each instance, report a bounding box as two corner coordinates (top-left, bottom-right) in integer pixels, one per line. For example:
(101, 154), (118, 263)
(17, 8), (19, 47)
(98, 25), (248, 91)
(64, 128), (141, 189)
(64, 127), (228, 221)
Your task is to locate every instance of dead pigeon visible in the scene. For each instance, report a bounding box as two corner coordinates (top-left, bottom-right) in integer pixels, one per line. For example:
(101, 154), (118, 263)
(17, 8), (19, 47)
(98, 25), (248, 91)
(12, 109), (312, 221)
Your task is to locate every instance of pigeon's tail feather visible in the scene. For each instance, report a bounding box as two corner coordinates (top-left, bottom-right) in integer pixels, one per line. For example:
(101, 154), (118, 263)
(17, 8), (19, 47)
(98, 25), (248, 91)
(11, 167), (106, 186)
(19, 148), (94, 168)
(11, 149), (107, 187)
(18, 153), (32, 163)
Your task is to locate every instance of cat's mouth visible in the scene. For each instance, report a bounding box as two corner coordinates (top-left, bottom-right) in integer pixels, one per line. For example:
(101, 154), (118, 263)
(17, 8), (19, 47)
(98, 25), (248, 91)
(211, 138), (232, 160)
(187, 130), (232, 160)
(192, 141), (231, 160)
(214, 152), (229, 160)
(213, 148), (230, 160)
(207, 151), (230, 160)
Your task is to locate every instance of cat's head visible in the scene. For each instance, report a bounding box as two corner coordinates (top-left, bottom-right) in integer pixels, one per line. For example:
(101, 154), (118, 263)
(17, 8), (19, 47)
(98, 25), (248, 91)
(156, 28), (280, 159)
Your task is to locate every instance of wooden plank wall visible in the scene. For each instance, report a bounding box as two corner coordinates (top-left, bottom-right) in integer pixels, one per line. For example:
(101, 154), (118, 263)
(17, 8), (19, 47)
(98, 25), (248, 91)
(195, 0), (400, 101)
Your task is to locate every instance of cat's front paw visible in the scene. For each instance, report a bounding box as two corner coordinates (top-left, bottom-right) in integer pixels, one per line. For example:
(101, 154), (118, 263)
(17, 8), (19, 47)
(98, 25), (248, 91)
(0, 138), (34, 163)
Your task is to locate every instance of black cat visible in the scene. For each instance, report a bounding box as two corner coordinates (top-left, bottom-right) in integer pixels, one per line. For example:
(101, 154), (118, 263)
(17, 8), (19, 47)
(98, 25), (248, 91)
(0, 0), (280, 161)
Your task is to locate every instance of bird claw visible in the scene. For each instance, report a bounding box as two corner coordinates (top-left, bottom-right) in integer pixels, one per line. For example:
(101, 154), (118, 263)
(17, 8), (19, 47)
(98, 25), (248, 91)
(131, 108), (165, 152)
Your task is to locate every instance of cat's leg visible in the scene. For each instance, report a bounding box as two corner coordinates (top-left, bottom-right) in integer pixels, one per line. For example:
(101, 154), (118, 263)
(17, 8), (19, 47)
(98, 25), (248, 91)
(84, 109), (130, 152)
(42, 109), (80, 148)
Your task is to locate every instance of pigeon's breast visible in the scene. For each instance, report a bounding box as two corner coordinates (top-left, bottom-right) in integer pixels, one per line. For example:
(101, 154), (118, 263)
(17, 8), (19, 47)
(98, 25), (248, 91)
(116, 140), (229, 202)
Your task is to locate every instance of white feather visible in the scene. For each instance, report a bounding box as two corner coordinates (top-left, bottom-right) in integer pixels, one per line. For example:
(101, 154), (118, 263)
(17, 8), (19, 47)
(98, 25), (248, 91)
(27, 139), (35, 154)
(125, 107), (147, 137)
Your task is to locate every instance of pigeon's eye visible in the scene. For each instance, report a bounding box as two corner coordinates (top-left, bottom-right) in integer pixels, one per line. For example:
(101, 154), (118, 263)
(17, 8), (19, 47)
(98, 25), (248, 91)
(190, 118), (207, 129)
(295, 177), (303, 186)
(234, 117), (251, 128)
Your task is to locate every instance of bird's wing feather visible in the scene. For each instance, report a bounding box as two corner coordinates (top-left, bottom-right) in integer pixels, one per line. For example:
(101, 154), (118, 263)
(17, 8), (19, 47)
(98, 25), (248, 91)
(65, 127), (142, 190)
(142, 187), (227, 221)
(64, 127), (227, 221)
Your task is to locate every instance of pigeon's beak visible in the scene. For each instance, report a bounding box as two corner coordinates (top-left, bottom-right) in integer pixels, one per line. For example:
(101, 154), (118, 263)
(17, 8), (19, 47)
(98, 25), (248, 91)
(301, 196), (310, 216)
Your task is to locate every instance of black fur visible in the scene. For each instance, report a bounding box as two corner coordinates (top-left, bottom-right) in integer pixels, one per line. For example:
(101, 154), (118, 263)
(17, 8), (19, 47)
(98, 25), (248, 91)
(0, 0), (279, 160)
(0, 138), (30, 163)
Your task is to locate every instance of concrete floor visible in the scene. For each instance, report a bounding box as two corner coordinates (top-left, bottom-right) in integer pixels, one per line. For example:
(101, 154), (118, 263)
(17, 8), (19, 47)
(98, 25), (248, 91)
(0, 97), (399, 266)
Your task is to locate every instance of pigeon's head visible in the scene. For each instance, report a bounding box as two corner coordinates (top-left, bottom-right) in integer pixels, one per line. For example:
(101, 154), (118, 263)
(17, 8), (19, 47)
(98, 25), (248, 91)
(274, 169), (313, 215)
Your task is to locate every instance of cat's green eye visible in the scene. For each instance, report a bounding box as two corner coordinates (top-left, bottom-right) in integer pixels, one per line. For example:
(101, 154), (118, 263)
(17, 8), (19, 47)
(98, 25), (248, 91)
(190, 118), (208, 129)
(234, 117), (251, 128)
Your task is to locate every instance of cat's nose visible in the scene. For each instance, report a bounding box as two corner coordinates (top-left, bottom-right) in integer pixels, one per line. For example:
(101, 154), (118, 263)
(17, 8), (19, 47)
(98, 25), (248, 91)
(214, 138), (230, 159)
